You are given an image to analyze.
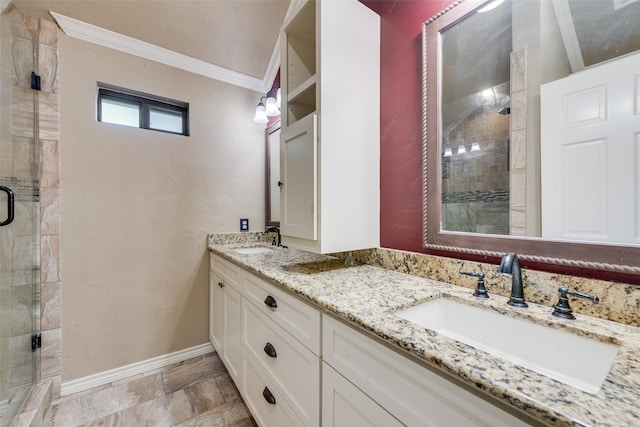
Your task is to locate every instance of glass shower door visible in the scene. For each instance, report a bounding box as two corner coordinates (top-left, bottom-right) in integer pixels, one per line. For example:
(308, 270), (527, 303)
(0, 7), (39, 426)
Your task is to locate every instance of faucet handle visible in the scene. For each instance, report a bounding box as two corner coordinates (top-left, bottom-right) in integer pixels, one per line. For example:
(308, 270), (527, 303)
(552, 287), (599, 320)
(460, 271), (489, 299)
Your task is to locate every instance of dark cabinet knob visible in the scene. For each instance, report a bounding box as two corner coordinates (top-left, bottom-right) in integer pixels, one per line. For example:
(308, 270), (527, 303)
(264, 295), (277, 309)
(277, 180), (283, 187)
(218, 282), (224, 288)
(262, 387), (276, 405)
(263, 342), (277, 358)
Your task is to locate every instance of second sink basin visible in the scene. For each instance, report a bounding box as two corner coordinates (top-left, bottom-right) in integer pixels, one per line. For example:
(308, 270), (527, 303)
(396, 298), (619, 394)
(233, 247), (277, 255)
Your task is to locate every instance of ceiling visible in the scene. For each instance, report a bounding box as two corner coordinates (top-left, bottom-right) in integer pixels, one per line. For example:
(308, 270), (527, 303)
(11, 0), (294, 92)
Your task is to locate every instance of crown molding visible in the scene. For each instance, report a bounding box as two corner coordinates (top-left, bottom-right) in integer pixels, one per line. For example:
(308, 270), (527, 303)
(51, 11), (271, 93)
(263, 34), (282, 91)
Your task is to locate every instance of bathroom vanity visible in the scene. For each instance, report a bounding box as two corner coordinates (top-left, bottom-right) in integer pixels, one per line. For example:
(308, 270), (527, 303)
(208, 236), (640, 427)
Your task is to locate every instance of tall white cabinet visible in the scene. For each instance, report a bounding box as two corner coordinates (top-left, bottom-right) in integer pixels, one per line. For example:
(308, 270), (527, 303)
(279, 0), (380, 254)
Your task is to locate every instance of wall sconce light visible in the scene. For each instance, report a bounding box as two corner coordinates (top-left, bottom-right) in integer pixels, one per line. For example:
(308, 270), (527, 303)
(253, 97), (268, 123)
(254, 87), (281, 123)
(445, 144), (480, 157)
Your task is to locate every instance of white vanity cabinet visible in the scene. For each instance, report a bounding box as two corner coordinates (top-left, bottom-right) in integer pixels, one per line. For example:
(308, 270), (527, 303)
(209, 254), (321, 427)
(322, 314), (537, 427)
(279, 0), (380, 254)
(208, 254), (243, 385)
(209, 253), (541, 427)
(242, 271), (321, 426)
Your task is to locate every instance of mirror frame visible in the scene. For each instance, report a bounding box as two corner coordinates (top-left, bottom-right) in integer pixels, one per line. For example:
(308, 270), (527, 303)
(265, 120), (281, 228)
(422, 0), (640, 277)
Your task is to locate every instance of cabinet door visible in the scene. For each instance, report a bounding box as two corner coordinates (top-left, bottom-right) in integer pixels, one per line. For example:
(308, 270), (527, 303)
(322, 363), (403, 427)
(209, 272), (225, 354)
(280, 113), (317, 241)
(210, 269), (242, 387)
(224, 283), (242, 386)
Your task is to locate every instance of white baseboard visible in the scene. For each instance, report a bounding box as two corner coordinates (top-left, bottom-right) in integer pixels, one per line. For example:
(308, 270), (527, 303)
(60, 343), (214, 397)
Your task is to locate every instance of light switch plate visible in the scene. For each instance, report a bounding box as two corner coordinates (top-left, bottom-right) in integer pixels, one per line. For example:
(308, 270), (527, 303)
(240, 218), (249, 232)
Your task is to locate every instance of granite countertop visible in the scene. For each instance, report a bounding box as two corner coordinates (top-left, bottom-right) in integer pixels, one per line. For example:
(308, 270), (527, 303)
(208, 240), (640, 427)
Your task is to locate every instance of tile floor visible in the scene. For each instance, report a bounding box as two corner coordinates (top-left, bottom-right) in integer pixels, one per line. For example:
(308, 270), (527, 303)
(44, 352), (256, 426)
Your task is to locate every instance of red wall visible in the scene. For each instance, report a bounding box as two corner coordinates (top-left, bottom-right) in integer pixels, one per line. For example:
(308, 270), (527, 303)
(360, 0), (452, 253)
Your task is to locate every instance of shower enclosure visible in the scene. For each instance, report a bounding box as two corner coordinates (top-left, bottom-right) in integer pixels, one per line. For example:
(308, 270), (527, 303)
(0, 5), (40, 426)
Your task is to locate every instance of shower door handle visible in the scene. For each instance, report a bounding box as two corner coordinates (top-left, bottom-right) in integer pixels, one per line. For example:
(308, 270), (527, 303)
(0, 186), (15, 226)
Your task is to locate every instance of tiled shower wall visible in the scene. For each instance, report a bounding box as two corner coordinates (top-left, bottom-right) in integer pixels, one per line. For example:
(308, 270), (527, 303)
(5, 8), (61, 425)
(33, 13), (62, 397)
(0, 8), (38, 422)
(509, 47), (528, 236)
(441, 82), (511, 235)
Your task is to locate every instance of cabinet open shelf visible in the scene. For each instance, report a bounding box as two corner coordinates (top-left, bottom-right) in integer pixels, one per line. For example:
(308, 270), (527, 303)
(287, 76), (316, 125)
(284, 0), (316, 96)
(288, 74), (316, 101)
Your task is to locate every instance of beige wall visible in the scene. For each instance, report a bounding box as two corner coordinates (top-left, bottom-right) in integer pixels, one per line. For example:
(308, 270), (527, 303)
(60, 34), (266, 381)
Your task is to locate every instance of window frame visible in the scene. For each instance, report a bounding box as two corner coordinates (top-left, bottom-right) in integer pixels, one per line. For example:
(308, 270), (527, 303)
(97, 84), (190, 136)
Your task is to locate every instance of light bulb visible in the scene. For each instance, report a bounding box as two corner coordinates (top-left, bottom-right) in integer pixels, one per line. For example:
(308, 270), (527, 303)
(253, 102), (268, 123)
(265, 96), (279, 117)
(443, 147), (453, 157)
(457, 145), (467, 155)
(470, 142), (481, 152)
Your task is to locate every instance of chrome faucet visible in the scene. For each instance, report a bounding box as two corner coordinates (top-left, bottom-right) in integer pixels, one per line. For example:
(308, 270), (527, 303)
(265, 226), (282, 247)
(498, 253), (528, 307)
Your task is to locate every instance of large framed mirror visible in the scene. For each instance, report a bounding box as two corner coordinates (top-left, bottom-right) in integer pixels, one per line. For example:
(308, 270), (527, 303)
(266, 120), (281, 227)
(423, 0), (640, 276)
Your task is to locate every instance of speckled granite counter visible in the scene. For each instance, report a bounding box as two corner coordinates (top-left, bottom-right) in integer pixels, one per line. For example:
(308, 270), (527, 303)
(208, 237), (640, 427)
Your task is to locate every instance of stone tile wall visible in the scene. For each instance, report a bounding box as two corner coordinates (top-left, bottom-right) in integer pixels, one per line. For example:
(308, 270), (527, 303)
(4, 8), (60, 427)
(510, 48), (528, 236)
(441, 82), (511, 235)
(32, 10), (61, 396)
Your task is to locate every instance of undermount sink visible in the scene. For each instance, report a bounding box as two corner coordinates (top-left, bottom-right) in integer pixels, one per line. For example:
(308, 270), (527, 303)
(233, 247), (277, 255)
(397, 298), (619, 394)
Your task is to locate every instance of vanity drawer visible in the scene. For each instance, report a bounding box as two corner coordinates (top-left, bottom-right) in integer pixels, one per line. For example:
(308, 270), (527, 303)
(242, 350), (304, 427)
(210, 253), (242, 291)
(243, 299), (320, 427)
(243, 271), (321, 355)
(322, 314), (533, 427)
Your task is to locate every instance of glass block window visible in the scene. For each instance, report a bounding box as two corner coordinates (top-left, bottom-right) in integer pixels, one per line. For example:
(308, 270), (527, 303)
(97, 83), (189, 136)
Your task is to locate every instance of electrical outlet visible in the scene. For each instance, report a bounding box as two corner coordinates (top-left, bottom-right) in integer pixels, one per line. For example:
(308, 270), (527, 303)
(240, 218), (249, 232)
